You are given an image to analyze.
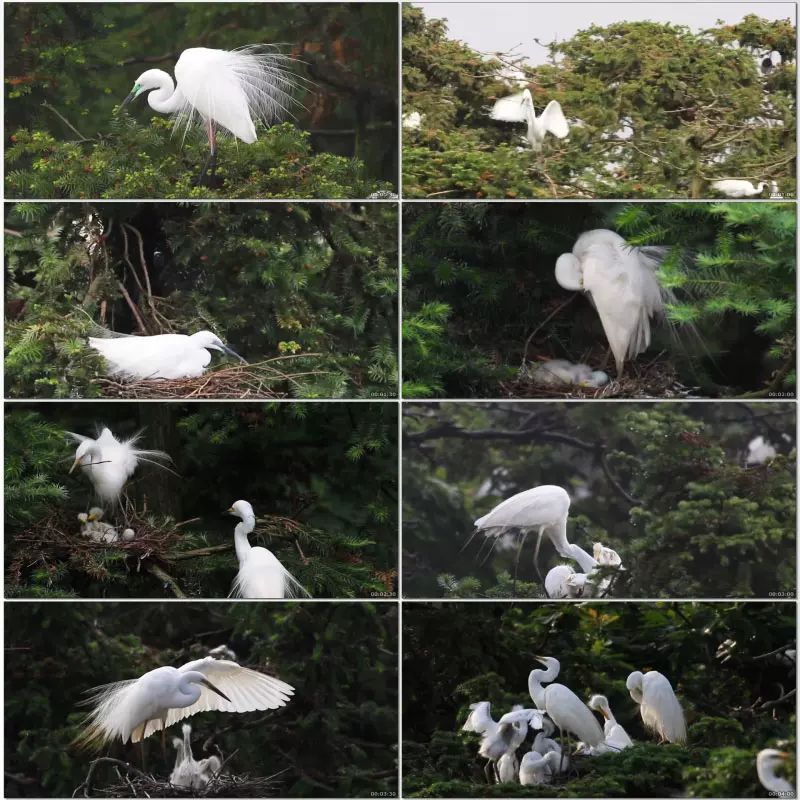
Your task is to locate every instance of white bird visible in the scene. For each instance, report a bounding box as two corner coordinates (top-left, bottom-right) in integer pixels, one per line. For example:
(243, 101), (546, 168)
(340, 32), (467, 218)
(532, 717), (569, 770)
(746, 436), (777, 465)
(227, 500), (310, 599)
(462, 702), (532, 783)
(89, 331), (246, 380)
(519, 750), (563, 785)
(469, 485), (597, 585)
(490, 89), (569, 151)
(119, 45), (302, 181)
(592, 543), (622, 567)
(757, 749), (794, 796)
(529, 656), (604, 753)
(75, 656), (293, 749)
(626, 670), (687, 744)
(710, 180), (777, 198)
(68, 427), (172, 505)
(525, 359), (609, 389)
(555, 229), (673, 376)
(84, 507), (121, 543)
(545, 565), (591, 599)
(403, 111), (423, 129)
(170, 723), (220, 789)
(588, 695), (633, 751)
(209, 644), (238, 661)
(496, 751), (518, 783)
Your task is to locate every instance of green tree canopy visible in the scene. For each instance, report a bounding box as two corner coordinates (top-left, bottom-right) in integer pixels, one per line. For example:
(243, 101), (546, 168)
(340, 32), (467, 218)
(402, 202), (796, 398)
(5, 3), (398, 198)
(5, 602), (398, 797)
(402, 6), (796, 199)
(5, 201), (398, 399)
(6, 402), (398, 598)
(402, 602), (795, 798)
(402, 402), (796, 599)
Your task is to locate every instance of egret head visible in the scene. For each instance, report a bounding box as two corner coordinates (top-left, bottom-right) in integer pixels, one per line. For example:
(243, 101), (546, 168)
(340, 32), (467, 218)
(227, 499), (256, 521)
(588, 694), (610, 718)
(626, 671), (644, 692)
(534, 655), (560, 672)
(554, 253), (583, 291)
(70, 440), (97, 474)
(202, 755), (222, 774)
(87, 507), (105, 522)
(190, 331), (247, 363)
(119, 70), (163, 110)
(182, 671), (232, 703)
(77, 512), (89, 524)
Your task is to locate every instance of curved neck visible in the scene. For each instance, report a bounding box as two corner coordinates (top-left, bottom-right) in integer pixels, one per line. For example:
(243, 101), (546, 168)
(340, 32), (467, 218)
(177, 674), (203, 707)
(144, 72), (183, 113)
(233, 515), (256, 563)
(570, 544), (599, 573)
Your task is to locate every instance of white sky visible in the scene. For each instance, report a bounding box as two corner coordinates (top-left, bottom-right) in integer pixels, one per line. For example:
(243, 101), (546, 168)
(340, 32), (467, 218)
(413, 3), (796, 65)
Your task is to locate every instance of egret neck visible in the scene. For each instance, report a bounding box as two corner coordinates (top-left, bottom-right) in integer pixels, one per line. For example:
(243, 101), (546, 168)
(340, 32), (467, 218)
(233, 511), (257, 564)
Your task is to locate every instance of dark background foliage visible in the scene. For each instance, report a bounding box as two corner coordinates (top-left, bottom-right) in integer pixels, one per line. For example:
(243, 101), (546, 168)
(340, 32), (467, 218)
(402, 602), (796, 798)
(5, 402), (398, 598)
(402, 202), (796, 398)
(5, 201), (398, 399)
(5, 602), (398, 797)
(5, 3), (398, 197)
(402, 6), (796, 199)
(402, 402), (796, 599)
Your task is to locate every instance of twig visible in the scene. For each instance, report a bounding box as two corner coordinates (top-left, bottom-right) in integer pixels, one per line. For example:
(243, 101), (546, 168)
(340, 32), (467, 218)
(42, 101), (89, 141)
(146, 563), (186, 598)
(73, 757), (149, 798)
(521, 295), (577, 367)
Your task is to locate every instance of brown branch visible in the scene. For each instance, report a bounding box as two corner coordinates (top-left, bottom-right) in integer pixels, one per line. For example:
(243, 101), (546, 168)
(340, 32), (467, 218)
(146, 563), (186, 598)
(168, 544), (234, 561)
(120, 53), (177, 66)
(116, 280), (149, 334)
(521, 294), (577, 367)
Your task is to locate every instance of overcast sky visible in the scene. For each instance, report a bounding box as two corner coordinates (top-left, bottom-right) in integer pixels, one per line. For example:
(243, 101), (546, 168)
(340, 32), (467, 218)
(413, 3), (795, 65)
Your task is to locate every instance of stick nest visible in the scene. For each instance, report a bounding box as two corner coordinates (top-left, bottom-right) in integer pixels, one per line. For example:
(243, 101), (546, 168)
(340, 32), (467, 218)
(94, 774), (283, 798)
(95, 357), (328, 400)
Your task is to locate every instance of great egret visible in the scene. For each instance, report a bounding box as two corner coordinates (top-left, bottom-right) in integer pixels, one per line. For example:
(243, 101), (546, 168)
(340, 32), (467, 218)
(67, 427), (172, 505)
(227, 500), (310, 599)
(588, 695), (633, 751)
(626, 670), (687, 744)
(403, 111), (423, 130)
(78, 507), (135, 543)
(746, 436), (777, 465)
(529, 656), (604, 756)
(532, 718), (569, 771)
(490, 89), (569, 151)
(592, 543), (622, 567)
(75, 655), (294, 749)
(497, 751), (518, 783)
(526, 359), (609, 389)
(462, 702), (531, 783)
(710, 180), (777, 198)
(119, 45), (302, 181)
(555, 229), (672, 376)
(519, 751), (562, 785)
(757, 749), (794, 796)
(209, 644), (238, 661)
(89, 331), (246, 380)
(545, 565), (590, 599)
(170, 723), (221, 789)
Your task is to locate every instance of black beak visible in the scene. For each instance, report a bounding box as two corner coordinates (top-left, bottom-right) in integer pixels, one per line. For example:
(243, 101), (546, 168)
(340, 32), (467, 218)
(117, 91), (136, 114)
(221, 344), (247, 364)
(199, 678), (231, 703)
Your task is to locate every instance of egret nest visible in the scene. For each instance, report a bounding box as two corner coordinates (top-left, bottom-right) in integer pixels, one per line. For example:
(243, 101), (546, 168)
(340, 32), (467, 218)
(95, 357), (328, 400)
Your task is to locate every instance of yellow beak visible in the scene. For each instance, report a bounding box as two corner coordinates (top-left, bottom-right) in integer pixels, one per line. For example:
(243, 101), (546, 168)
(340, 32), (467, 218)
(69, 457), (82, 474)
(226, 507), (234, 514)
(601, 709), (610, 719)
(87, 514), (96, 522)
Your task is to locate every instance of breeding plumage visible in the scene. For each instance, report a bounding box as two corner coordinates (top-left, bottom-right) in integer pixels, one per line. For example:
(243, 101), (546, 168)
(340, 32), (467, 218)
(490, 89), (569, 151)
(626, 670), (687, 744)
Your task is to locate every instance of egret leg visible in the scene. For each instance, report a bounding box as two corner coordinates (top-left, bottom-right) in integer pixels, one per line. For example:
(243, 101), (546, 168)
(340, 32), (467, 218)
(532, 525), (547, 585)
(199, 118), (217, 186)
(513, 528), (531, 592)
(484, 761), (494, 784)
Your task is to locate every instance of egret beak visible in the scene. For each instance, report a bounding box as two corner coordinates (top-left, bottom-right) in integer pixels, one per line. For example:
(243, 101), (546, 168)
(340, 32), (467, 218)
(69, 457), (82, 474)
(220, 344), (247, 364)
(225, 507), (235, 515)
(117, 85), (140, 113)
(778, 753), (790, 760)
(600, 709), (610, 719)
(534, 655), (548, 665)
(199, 678), (231, 703)
(87, 514), (97, 522)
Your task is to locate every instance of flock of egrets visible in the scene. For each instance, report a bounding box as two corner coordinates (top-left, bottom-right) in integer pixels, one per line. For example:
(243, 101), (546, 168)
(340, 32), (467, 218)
(470, 485), (625, 597)
(67, 425), (310, 598)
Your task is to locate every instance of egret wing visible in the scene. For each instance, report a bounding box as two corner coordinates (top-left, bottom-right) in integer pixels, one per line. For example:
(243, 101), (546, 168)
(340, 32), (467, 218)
(490, 90), (533, 123)
(539, 101), (569, 138)
(475, 486), (570, 530)
(463, 700), (496, 734)
(642, 672), (686, 744)
(498, 708), (544, 728)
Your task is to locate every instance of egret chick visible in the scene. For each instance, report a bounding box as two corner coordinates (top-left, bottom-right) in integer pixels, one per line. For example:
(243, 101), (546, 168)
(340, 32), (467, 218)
(75, 655), (294, 749)
(545, 565), (590, 599)
(170, 724), (210, 789)
(757, 749), (794, 796)
(89, 331), (246, 380)
(462, 702), (531, 784)
(588, 695), (633, 751)
(120, 45), (303, 181)
(626, 670), (687, 744)
(227, 500), (310, 599)
(490, 89), (569, 151)
(67, 427), (172, 505)
(87, 507), (120, 543)
(519, 750), (562, 785)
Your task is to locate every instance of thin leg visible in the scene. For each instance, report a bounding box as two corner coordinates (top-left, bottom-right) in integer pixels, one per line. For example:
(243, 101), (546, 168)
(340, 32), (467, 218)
(513, 528), (530, 592)
(484, 761), (494, 785)
(533, 526), (547, 585)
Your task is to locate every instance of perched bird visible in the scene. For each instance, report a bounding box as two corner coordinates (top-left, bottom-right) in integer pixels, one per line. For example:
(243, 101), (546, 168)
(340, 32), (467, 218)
(555, 229), (672, 376)
(710, 180), (777, 198)
(67, 427), (172, 505)
(119, 45), (303, 181)
(588, 695), (633, 752)
(209, 644), (238, 662)
(462, 702), (533, 784)
(592, 543), (622, 567)
(170, 723), (221, 789)
(496, 751), (518, 783)
(490, 88), (569, 151)
(519, 750), (563, 785)
(89, 331), (246, 380)
(227, 500), (310, 599)
(75, 656), (294, 749)
(626, 670), (687, 744)
(402, 111), (423, 129)
(529, 656), (604, 751)
(545, 564), (591, 599)
(757, 749), (794, 797)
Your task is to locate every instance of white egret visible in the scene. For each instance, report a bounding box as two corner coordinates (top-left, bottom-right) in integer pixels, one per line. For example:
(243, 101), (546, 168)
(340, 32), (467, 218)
(526, 359), (609, 389)
(496, 752), (518, 783)
(626, 670), (687, 744)
(757, 749), (794, 796)
(170, 723), (220, 789)
(85, 508), (137, 543)
(119, 45), (302, 181)
(227, 500), (310, 599)
(519, 751), (562, 785)
(89, 331), (246, 380)
(555, 229), (672, 376)
(545, 565), (591, 599)
(710, 180), (777, 198)
(588, 695), (633, 751)
(462, 702), (531, 783)
(593, 543), (622, 567)
(746, 436), (777, 466)
(532, 717), (569, 771)
(490, 89), (569, 151)
(209, 644), (238, 661)
(75, 655), (294, 749)
(67, 427), (172, 505)
(529, 656), (604, 755)
(403, 111), (423, 130)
